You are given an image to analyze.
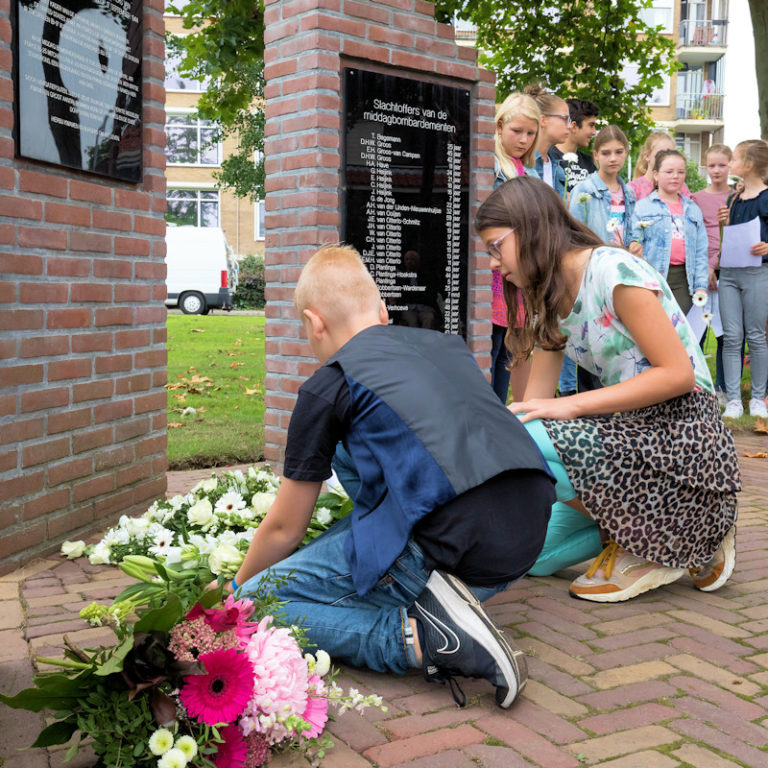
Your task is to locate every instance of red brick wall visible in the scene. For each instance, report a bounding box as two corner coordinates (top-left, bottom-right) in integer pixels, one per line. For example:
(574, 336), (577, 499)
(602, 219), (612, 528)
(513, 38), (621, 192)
(0, 0), (168, 574)
(263, 0), (496, 467)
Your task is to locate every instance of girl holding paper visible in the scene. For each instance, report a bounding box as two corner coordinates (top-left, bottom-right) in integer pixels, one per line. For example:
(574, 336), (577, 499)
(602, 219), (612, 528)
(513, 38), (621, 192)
(717, 140), (768, 419)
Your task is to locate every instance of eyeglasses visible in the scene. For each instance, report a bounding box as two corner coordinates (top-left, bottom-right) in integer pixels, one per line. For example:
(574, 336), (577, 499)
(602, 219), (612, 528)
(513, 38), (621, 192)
(544, 113), (572, 125)
(487, 229), (515, 260)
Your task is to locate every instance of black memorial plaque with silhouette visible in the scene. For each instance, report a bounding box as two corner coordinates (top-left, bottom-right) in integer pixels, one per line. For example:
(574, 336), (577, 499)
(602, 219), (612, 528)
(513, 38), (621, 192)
(342, 68), (470, 337)
(14, 0), (143, 182)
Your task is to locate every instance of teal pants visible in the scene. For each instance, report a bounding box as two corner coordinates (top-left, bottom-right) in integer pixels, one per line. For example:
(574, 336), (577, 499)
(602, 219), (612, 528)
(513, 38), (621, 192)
(523, 419), (603, 576)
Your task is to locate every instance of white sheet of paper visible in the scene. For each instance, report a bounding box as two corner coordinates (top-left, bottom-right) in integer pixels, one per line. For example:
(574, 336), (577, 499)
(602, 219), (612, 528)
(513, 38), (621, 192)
(686, 290), (723, 340)
(720, 217), (763, 267)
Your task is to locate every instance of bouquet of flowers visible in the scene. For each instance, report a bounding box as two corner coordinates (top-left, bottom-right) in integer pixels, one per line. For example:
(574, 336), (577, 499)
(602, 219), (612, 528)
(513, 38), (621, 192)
(61, 465), (351, 579)
(0, 557), (383, 768)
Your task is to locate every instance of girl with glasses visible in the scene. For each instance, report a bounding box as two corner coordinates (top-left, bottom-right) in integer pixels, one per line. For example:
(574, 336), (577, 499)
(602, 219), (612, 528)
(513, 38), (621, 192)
(476, 176), (739, 602)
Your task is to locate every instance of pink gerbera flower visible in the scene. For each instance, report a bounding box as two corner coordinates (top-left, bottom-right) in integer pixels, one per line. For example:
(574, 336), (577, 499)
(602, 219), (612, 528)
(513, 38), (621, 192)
(214, 724), (248, 768)
(179, 648), (255, 725)
(300, 675), (329, 740)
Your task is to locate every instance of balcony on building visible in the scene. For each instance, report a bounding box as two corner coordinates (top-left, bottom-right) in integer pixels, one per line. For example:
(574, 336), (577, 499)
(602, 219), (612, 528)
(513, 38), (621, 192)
(673, 90), (724, 132)
(678, 0), (728, 66)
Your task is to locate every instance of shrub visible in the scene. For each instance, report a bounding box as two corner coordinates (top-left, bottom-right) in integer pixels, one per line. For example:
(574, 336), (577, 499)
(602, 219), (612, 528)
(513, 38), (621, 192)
(233, 253), (265, 309)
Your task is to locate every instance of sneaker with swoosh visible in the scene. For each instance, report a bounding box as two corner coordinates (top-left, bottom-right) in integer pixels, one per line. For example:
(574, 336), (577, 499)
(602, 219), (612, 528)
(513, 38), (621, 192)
(411, 570), (527, 709)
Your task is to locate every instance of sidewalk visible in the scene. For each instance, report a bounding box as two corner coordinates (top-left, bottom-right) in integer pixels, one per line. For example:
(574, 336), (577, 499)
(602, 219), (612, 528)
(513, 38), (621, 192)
(1, 434), (767, 768)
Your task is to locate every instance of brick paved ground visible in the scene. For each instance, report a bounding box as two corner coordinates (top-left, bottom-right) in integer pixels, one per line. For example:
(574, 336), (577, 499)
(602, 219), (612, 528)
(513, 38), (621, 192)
(1, 434), (766, 768)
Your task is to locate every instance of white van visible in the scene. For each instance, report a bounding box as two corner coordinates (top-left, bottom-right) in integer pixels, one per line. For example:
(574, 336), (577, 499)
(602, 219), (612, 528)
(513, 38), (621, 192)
(165, 226), (238, 314)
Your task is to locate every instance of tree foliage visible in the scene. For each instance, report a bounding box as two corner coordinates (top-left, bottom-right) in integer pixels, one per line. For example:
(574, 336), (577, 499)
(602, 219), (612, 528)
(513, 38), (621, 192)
(434, 0), (679, 147)
(166, 0), (266, 200)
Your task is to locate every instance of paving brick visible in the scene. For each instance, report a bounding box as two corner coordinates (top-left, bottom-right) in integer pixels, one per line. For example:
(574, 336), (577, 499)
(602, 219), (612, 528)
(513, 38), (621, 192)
(672, 695), (768, 745)
(666, 609), (752, 639)
(666, 653), (762, 696)
(597, 613), (676, 636)
(474, 714), (581, 768)
(671, 743), (744, 768)
(0, 599), (24, 630)
(566, 725), (680, 762)
(363, 724), (484, 767)
(504, 698), (588, 744)
(578, 703), (679, 736)
(586, 642), (677, 672)
(462, 744), (531, 768)
(583, 660), (678, 690)
(522, 679), (589, 717)
(588, 626), (679, 651)
(521, 637), (595, 675)
(592, 751), (679, 768)
(527, 657), (596, 696)
(388, 749), (477, 768)
(670, 718), (768, 767)
(381, 705), (482, 740)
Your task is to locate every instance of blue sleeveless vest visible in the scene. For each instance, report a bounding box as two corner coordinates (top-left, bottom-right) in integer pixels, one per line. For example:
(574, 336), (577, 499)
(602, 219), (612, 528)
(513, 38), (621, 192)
(327, 325), (553, 595)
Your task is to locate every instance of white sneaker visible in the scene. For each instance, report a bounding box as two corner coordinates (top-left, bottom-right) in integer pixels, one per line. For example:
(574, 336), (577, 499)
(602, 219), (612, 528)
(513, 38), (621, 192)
(722, 400), (743, 419)
(749, 398), (768, 418)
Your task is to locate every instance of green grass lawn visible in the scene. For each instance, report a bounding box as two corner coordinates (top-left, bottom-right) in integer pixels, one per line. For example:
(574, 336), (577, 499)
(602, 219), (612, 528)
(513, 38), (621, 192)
(166, 315), (265, 469)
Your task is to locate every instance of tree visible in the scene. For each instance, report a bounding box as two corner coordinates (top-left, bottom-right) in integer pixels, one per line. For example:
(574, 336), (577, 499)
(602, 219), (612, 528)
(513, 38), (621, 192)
(166, 0), (266, 200)
(434, 0), (679, 147)
(748, 0), (768, 140)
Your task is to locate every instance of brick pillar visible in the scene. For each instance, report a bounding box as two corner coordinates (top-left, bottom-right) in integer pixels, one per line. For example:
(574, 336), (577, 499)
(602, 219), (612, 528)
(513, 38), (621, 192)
(263, 0), (496, 468)
(0, 0), (168, 574)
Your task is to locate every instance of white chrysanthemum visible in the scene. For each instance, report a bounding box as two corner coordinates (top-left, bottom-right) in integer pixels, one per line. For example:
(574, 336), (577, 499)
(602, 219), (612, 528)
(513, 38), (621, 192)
(121, 515), (151, 539)
(60, 540), (86, 559)
(88, 543), (112, 565)
(692, 291), (708, 307)
(157, 747), (188, 768)
(187, 498), (214, 529)
(169, 495), (185, 511)
(214, 490), (246, 516)
(606, 219), (620, 233)
(251, 492), (277, 517)
(576, 193), (591, 204)
(315, 506), (333, 526)
(174, 736), (198, 760)
(562, 152), (578, 162)
(215, 529), (239, 547)
(149, 728), (174, 756)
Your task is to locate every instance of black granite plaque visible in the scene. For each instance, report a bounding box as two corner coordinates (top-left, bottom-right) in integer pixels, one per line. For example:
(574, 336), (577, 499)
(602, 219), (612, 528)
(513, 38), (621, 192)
(14, 0), (143, 182)
(342, 68), (470, 337)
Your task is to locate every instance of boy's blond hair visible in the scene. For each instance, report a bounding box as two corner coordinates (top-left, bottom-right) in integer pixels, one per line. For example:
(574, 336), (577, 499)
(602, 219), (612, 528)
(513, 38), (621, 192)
(294, 244), (382, 323)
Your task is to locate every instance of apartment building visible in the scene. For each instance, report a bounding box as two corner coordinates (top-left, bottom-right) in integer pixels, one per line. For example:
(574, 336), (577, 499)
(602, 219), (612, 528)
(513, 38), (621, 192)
(163, 3), (265, 259)
(454, 0), (729, 170)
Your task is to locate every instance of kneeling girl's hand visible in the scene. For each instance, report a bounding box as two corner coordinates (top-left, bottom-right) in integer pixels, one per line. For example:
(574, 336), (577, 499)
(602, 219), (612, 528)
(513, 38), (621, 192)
(508, 396), (581, 423)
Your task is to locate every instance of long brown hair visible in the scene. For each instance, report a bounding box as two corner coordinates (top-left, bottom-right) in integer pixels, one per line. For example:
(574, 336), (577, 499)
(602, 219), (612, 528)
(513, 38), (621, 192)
(475, 176), (603, 363)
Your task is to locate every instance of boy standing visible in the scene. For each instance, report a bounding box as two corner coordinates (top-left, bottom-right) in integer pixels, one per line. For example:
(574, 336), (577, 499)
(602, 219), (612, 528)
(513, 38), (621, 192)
(551, 98), (600, 194)
(233, 245), (555, 708)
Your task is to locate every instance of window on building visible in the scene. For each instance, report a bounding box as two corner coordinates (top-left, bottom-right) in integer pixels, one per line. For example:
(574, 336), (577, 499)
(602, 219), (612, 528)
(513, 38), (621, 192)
(254, 200), (265, 241)
(676, 134), (702, 166)
(166, 189), (220, 227)
(622, 63), (671, 107)
(165, 51), (209, 93)
(639, 0), (673, 33)
(165, 113), (220, 165)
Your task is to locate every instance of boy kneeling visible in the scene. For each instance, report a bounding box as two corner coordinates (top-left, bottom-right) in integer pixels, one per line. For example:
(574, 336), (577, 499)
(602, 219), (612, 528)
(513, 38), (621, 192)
(233, 245), (555, 708)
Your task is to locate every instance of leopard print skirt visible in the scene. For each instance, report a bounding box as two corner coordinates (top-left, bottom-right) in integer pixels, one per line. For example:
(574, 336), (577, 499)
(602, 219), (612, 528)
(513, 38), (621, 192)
(541, 391), (741, 569)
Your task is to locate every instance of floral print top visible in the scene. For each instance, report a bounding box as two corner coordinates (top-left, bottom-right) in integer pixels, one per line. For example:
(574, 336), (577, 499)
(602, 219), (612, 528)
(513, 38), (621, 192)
(559, 247), (713, 391)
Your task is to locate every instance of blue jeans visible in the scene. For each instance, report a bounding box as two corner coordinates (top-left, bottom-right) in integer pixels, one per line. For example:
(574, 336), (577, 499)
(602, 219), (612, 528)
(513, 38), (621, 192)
(719, 265), (768, 402)
(558, 355), (577, 394)
(238, 515), (507, 674)
(490, 324), (511, 403)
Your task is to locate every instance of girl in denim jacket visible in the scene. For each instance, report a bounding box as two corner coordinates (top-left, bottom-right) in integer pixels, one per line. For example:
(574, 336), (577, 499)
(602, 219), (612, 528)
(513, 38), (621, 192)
(629, 149), (709, 315)
(569, 126), (641, 254)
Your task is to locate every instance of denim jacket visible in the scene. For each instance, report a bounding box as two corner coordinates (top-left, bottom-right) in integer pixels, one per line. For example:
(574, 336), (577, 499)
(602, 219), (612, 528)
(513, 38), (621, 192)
(628, 191), (709, 294)
(494, 160), (538, 190)
(569, 172), (637, 247)
(534, 149), (566, 199)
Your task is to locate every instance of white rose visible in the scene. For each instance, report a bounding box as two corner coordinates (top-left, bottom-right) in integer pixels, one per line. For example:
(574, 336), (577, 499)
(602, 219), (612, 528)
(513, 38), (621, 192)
(60, 540), (86, 559)
(314, 649), (331, 677)
(208, 543), (244, 577)
(315, 506), (333, 526)
(250, 492), (277, 517)
(88, 543), (112, 565)
(187, 498), (214, 529)
(191, 477), (218, 494)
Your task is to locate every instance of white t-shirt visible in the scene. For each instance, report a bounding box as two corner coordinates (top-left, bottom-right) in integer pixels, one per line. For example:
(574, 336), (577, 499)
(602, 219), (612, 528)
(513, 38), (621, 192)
(541, 157), (554, 188)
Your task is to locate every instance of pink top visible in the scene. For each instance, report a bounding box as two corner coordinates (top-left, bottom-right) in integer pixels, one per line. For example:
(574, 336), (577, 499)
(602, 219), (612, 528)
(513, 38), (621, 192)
(491, 271), (525, 328)
(666, 199), (687, 265)
(628, 176), (692, 201)
(692, 189), (729, 268)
